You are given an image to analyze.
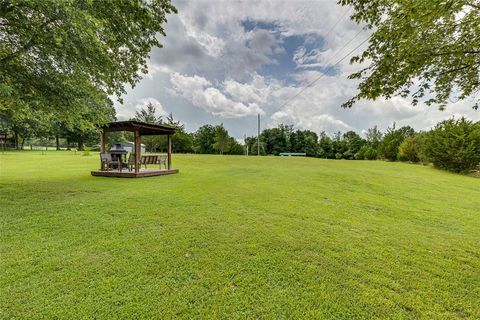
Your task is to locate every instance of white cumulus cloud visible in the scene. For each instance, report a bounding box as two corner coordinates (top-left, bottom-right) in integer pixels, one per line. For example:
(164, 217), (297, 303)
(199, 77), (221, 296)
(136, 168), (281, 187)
(169, 73), (264, 118)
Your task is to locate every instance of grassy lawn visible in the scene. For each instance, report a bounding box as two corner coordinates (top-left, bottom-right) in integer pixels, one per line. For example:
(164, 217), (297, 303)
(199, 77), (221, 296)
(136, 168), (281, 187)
(1, 151), (479, 319)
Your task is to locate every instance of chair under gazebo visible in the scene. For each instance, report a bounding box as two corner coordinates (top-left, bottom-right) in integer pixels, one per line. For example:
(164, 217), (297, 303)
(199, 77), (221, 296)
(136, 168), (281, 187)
(91, 120), (179, 178)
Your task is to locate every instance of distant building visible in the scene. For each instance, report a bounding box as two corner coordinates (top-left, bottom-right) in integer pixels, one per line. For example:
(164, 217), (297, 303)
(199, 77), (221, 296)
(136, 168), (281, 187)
(110, 141), (145, 153)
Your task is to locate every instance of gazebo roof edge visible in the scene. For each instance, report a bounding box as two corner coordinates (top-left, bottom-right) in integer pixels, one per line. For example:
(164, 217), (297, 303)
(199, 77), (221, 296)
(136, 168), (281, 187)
(101, 120), (176, 135)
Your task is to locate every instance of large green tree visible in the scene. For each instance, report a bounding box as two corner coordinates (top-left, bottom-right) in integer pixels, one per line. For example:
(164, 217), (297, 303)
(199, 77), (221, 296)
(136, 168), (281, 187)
(378, 124), (415, 161)
(62, 91), (116, 150)
(0, 0), (176, 116)
(171, 128), (194, 153)
(260, 125), (293, 156)
(342, 131), (366, 159)
(133, 103), (163, 125)
(290, 130), (319, 157)
(226, 138), (244, 155)
(0, 106), (50, 149)
(423, 117), (480, 172)
(365, 125), (383, 149)
(167, 113), (194, 154)
(213, 124), (229, 155)
(0, 84), (114, 150)
(193, 125), (217, 154)
(318, 132), (335, 159)
(340, 0), (480, 110)
(332, 131), (348, 159)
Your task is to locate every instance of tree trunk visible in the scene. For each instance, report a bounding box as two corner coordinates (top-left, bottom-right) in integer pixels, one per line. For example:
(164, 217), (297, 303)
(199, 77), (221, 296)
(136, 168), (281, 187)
(56, 136), (60, 150)
(78, 141), (84, 151)
(14, 132), (19, 150)
(20, 137), (25, 150)
(66, 139), (71, 151)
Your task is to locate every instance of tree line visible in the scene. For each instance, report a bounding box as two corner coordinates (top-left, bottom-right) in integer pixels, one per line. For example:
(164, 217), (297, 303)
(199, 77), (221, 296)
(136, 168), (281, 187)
(246, 118), (480, 174)
(0, 98), (116, 151)
(0, 102), (244, 155)
(1, 101), (479, 174)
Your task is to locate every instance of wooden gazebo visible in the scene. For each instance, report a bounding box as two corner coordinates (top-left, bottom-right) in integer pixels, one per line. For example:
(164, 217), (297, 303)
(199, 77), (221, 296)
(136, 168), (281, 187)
(91, 120), (179, 178)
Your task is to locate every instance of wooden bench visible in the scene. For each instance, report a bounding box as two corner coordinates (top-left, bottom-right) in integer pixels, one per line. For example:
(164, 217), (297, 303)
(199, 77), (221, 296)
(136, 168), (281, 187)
(140, 155), (167, 170)
(279, 152), (306, 157)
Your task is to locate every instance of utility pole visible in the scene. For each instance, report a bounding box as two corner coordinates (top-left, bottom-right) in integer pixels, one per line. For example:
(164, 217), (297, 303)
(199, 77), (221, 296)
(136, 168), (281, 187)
(244, 134), (248, 156)
(257, 113), (260, 156)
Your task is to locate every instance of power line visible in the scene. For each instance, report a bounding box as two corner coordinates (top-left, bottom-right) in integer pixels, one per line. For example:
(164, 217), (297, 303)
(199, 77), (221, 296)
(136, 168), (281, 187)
(277, 2), (426, 110)
(322, 6), (352, 41)
(277, 31), (371, 111)
(296, 27), (364, 71)
(325, 28), (365, 63)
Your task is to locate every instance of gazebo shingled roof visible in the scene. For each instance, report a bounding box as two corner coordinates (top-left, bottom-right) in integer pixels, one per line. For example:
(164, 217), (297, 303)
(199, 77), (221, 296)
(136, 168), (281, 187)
(102, 120), (176, 135)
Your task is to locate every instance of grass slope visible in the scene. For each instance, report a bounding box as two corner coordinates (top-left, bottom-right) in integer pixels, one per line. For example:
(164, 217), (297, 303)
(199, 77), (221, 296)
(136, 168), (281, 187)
(1, 152), (479, 319)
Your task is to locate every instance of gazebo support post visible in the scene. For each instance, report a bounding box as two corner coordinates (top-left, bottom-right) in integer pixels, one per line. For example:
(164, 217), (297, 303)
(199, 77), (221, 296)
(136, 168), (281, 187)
(100, 131), (106, 154)
(167, 134), (172, 170)
(134, 129), (141, 173)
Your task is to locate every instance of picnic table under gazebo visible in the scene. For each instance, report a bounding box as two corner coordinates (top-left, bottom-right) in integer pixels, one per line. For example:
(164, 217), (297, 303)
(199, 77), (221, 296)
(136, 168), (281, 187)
(91, 120), (179, 178)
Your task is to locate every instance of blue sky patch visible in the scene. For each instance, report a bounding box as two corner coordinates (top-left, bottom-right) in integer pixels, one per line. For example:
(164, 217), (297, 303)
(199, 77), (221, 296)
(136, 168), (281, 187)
(241, 19), (281, 33)
(241, 19), (330, 82)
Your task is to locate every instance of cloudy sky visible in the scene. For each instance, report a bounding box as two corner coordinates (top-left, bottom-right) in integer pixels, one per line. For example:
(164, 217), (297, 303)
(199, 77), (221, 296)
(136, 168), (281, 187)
(115, 0), (480, 139)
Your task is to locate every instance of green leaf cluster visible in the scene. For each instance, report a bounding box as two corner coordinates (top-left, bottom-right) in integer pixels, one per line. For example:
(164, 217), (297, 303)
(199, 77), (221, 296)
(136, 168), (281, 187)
(340, 0), (480, 109)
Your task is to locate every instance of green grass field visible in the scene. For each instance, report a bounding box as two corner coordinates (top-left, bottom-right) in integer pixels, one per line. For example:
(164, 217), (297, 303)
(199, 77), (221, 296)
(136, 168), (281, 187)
(1, 151), (479, 319)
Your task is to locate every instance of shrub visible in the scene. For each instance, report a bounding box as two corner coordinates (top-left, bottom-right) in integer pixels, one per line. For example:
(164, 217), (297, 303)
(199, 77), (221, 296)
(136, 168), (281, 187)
(422, 118), (480, 173)
(354, 149), (365, 160)
(364, 147), (378, 160)
(414, 133), (430, 164)
(378, 125), (415, 161)
(82, 147), (91, 156)
(398, 136), (420, 162)
(356, 145), (378, 160)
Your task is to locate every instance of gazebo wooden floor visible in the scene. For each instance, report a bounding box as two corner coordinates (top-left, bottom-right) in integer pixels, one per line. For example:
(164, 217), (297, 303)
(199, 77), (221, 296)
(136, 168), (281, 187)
(91, 168), (179, 178)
